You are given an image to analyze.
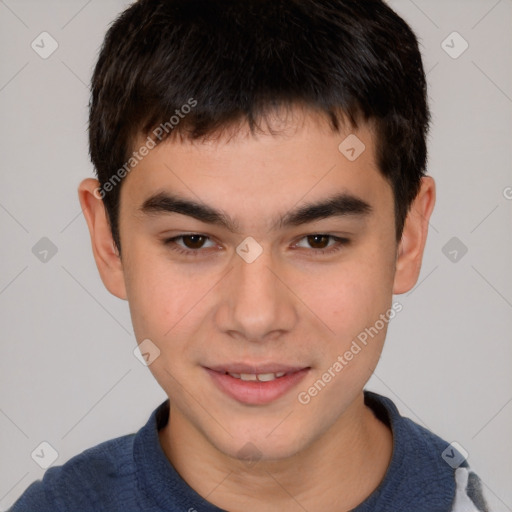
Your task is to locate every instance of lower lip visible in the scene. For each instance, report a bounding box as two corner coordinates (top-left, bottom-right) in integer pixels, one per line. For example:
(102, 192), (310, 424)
(205, 368), (310, 405)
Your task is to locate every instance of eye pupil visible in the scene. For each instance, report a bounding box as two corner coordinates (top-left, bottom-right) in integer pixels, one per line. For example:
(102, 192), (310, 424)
(183, 235), (206, 249)
(308, 234), (329, 249)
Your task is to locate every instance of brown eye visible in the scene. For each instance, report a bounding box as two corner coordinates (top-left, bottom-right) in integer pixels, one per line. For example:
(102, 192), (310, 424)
(306, 234), (331, 249)
(162, 234), (216, 256)
(181, 234), (208, 249)
(294, 234), (350, 255)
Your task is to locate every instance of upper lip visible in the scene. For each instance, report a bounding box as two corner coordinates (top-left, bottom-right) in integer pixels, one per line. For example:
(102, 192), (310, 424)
(206, 364), (309, 374)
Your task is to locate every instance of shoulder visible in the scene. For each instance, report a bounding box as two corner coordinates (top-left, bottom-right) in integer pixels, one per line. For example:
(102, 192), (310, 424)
(393, 406), (489, 511)
(9, 433), (137, 512)
(361, 391), (490, 512)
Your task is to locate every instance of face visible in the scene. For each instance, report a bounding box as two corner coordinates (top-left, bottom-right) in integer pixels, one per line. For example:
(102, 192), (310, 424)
(94, 109), (408, 461)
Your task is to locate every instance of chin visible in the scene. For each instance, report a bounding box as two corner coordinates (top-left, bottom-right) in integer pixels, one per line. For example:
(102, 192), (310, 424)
(212, 421), (311, 464)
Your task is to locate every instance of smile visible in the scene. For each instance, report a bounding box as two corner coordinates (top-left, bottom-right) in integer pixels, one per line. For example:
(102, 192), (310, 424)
(205, 366), (310, 405)
(225, 372), (287, 381)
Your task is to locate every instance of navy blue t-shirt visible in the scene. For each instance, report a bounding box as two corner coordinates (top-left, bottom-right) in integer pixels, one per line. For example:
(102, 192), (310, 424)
(8, 391), (489, 511)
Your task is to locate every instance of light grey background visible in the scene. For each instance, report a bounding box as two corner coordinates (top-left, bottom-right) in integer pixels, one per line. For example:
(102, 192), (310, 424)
(0, 0), (511, 510)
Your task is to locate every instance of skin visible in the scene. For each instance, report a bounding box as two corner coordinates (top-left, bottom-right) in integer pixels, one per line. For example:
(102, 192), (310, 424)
(78, 107), (435, 512)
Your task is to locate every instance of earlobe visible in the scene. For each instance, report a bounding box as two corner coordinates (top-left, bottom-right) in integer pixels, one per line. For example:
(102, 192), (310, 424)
(77, 178), (128, 300)
(393, 176), (436, 294)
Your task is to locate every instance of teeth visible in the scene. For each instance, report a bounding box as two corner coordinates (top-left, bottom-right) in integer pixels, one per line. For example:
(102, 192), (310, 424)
(256, 373), (276, 382)
(227, 372), (287, 381)
(240, 373), (257, 381)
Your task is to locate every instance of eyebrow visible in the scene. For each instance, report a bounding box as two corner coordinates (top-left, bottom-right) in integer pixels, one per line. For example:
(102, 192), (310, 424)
(139, 191), (372, 233)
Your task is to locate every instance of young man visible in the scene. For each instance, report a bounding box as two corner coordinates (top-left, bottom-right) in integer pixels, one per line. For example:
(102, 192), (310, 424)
(10, 0), (490, 511)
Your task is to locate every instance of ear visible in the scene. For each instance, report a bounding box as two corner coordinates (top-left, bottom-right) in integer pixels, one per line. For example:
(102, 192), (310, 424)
(393, 176), (436, 294)
(78, 178), (127, 300)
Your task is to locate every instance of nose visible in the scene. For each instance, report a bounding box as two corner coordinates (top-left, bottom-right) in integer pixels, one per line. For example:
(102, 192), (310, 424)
(214, 243), (299, 343)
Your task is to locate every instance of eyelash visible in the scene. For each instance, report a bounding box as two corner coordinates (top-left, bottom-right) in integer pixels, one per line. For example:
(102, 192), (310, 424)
(162, 234), (350, 257)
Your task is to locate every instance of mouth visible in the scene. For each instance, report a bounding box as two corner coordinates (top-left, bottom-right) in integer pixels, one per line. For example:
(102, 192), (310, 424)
(224, 371), (288, 382)
(204, 364), (310, 405)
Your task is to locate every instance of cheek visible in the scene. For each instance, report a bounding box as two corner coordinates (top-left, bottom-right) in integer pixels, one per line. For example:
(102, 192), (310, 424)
(295, 259), (395, 423)
(294, 243), (396, 405)
(123, 245), (223, 357)
(123, 246), (188, 340)
(301, 253), (395, 341)
(123, 249), (209, 396)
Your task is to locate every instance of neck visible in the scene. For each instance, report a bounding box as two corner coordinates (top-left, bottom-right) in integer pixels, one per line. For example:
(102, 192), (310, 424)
(158, 391), (393, 512)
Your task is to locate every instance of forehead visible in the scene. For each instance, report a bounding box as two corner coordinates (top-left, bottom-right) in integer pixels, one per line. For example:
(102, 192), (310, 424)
(120, 108), (392, 230)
